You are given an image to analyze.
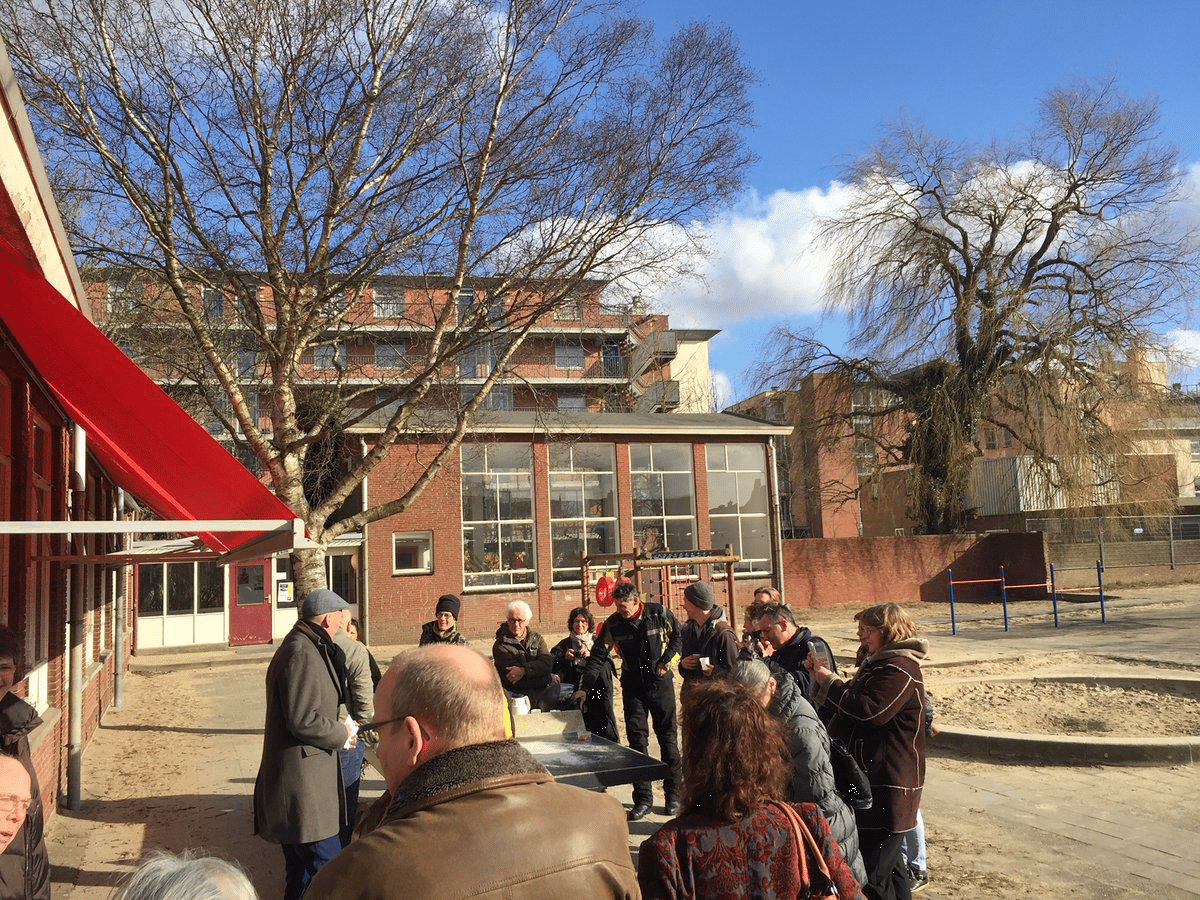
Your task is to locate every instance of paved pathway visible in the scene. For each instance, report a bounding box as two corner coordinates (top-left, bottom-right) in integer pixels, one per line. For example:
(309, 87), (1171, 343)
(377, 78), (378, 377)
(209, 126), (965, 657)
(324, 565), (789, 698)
(45, 588), (1200, 898)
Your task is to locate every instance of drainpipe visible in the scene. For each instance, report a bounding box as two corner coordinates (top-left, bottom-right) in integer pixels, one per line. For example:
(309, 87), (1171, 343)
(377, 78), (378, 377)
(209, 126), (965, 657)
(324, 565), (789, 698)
(359, 438), (370, 639)
(113, 489), (127, 709)
(767, 437), (786, 604)
(67, 425), (86, 810)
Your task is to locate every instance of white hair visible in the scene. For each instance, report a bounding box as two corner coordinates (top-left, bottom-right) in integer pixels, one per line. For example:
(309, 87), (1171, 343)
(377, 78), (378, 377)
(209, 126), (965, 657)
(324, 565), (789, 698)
(112, 851), (257, 900)
(506, 600), (532, 620)
(733, 658), (773, 695)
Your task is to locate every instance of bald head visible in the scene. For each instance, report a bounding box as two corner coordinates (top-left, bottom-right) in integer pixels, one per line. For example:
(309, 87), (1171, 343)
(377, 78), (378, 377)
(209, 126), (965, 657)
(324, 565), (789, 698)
(0, 756), (31, 853)
(381, 645), (507, 750)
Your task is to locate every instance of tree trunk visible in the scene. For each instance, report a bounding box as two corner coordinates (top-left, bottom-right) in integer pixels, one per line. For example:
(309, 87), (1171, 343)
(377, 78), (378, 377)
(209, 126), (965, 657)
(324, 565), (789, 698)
(292, 546), (328, 604)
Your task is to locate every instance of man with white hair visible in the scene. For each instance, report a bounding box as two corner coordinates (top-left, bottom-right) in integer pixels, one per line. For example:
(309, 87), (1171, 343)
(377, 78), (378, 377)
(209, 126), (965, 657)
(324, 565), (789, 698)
(308, 645), (638, 899)
(0, 756), (32, 856)
(491, 600), (554, 703)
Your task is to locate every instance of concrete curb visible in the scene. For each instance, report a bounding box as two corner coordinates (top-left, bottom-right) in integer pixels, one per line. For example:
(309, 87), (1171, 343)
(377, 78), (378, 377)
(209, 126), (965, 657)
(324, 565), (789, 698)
(932, 673), (1200, 766)
(934, 726), (1200, 766)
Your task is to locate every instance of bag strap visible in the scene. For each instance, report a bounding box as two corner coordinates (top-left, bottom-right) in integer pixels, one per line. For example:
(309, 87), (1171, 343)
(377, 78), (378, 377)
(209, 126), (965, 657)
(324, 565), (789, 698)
(772, 801), (836, 897)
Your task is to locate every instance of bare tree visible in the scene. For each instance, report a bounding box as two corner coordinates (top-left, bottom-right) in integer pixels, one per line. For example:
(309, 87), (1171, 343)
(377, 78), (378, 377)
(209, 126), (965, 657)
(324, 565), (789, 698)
(761, 81), (1197, 534)
(5, 0), (753, 590)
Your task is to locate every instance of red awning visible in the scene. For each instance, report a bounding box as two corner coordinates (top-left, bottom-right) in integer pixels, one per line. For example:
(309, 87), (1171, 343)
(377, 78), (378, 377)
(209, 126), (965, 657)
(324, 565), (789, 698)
(0, 243), (298, 553)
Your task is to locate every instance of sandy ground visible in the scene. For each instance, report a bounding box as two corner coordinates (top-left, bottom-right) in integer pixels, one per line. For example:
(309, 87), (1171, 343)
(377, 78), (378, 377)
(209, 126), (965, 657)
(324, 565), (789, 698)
(47, 595), (1200, 899)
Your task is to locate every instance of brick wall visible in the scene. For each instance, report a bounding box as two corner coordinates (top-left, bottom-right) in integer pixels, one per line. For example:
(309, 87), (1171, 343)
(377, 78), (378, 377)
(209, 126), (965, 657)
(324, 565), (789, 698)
(364, 434), (783, 645)
(781, 532), (1049, 608)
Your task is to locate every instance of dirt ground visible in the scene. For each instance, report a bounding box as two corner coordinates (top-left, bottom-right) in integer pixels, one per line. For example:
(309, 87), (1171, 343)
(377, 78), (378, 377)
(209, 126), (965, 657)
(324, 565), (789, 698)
(47, 596), (1200, 899)
(930, 653), (1200, 736)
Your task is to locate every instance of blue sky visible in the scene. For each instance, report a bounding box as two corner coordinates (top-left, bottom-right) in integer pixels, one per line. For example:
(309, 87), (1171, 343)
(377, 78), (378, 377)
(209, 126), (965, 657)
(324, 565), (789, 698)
(636, 0), (1200, 404)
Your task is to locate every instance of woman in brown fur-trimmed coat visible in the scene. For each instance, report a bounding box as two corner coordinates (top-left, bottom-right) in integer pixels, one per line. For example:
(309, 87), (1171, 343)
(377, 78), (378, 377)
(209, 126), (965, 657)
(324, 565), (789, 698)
(809, 603), (928, 900)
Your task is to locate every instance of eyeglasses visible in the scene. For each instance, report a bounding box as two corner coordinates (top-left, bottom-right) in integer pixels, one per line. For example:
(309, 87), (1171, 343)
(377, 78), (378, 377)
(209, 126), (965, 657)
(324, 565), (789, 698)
(0, 795), (32, 817)
(356, 715), (404, 737)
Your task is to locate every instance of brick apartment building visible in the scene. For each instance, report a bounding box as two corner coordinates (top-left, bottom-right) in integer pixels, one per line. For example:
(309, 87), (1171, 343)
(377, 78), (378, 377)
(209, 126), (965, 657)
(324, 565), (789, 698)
(733, 365), (1194, 541)
(88, 267), (791, 645)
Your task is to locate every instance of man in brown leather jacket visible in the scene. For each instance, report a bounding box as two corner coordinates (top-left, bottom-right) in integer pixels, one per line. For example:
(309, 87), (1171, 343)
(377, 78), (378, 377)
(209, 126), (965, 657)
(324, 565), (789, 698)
(309, 644), (639, 900)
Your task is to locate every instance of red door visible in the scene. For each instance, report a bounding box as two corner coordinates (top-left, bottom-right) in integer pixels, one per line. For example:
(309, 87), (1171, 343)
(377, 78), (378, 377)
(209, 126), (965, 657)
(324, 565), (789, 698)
(229, 562), (272, 645)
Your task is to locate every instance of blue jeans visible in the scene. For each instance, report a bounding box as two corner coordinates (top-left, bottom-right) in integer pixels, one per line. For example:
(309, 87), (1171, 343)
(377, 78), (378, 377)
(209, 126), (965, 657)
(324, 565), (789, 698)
(338, 743), (365, 848)
(900, 808), (926, 871)
(282, 834), (342, 900)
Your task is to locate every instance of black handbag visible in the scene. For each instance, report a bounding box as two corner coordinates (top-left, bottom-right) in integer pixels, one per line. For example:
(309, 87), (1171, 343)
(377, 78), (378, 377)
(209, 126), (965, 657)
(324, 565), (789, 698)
(829, 738), (872, 810)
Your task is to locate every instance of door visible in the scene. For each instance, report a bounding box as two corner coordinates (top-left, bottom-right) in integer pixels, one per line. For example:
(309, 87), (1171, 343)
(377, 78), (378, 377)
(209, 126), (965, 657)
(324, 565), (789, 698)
(229, 561), (272, 645)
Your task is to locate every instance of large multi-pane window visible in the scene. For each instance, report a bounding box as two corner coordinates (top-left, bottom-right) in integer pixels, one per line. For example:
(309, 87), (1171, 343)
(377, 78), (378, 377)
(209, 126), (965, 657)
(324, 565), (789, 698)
(630, 443), (696, 554)
(138, 561), (224, 616)
(549, 444), (618, 583)
(373, 285), (405, 318)
(461, 443), (535, 588)
(707, 443), (771, 574)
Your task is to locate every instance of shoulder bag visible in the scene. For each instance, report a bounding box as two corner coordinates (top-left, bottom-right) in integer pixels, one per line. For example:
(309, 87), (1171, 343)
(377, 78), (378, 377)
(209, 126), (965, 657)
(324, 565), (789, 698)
(773, 801), (838, 899)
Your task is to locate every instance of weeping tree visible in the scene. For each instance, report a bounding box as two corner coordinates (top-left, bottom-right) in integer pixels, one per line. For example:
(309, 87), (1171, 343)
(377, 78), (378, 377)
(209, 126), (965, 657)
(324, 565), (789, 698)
(4, 0), (754, 591)
(762, 81), (1197, 533)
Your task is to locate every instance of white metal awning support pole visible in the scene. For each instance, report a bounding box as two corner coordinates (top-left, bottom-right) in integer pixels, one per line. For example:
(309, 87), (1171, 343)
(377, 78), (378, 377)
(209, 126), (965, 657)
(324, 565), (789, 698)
(67, 425), (86, 811)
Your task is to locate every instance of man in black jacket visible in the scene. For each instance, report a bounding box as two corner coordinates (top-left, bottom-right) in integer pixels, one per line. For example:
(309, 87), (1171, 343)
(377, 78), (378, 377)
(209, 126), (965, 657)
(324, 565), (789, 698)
(575, 582), (681, 821)
(754, 602), (838, 708)
(678, 581), (739, 681)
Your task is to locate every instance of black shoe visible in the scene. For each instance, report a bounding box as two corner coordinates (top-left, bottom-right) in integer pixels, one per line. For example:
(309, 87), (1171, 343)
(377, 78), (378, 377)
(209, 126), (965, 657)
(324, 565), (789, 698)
(664, 797), (681, 816)
(908, 868), (930, 894)
(627, 802), (652, 821)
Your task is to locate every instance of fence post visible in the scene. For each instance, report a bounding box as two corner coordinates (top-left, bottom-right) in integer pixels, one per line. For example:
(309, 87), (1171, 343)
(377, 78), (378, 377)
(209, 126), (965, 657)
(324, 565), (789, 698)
(1050, 563), (1059, 628)
(1096, 560), (1107, 625)
(1096, 516), (1105, 571)
(1169, 514), (1176, 570)
(947, 569), (957, 636)
(1000, 565), (1010, 632)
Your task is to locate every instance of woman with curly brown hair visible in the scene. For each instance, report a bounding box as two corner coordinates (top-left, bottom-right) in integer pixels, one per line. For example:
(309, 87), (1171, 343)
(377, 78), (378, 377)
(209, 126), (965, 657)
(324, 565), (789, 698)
(637, 679), (866, 900)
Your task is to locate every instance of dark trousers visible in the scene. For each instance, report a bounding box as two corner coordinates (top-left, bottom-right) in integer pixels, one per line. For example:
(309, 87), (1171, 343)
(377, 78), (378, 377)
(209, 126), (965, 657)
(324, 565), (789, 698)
(581, 664), (619, 742)
(858, 828), (911, 900)
(281, 834), (341, 900)
(338, 743), (365, 848)
(622, 675), (680, 805)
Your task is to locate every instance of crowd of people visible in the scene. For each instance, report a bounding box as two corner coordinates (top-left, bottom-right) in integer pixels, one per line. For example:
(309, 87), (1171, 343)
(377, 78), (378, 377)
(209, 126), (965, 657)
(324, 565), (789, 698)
(0, 582), (930, 900)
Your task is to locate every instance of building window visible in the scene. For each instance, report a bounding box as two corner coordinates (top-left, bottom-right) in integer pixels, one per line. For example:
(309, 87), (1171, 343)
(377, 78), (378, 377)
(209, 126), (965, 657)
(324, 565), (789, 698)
(555, 341), (585, 370)
(458, 290), (504, 324)
(461, 443), (535, 588)
(314, 343), (346, 370)
(554, 298), (583, 321)
(460, 341), (496, 378)
(706, 443), (771, 575)
(202, 287), (224, 320)
(556, 391), (587, 412)
(373, 285), (405, 318)
(105, 281), (135, 316)
(139, 561), (224, 616)
(630, 442), (697, 554)
(393, 532), (434, 574)
(376, 341), (405, 369)
(236, 349), (258, 378)
(550, 443), (618, 583)
(985, 428), (997, 451)
(1191, 438), (1200, 462)
(602, 343), (623, 377)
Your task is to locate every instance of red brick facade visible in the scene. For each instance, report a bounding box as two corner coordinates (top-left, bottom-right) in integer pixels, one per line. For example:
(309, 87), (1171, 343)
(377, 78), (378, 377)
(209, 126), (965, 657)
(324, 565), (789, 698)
(362, 429), (783, 645)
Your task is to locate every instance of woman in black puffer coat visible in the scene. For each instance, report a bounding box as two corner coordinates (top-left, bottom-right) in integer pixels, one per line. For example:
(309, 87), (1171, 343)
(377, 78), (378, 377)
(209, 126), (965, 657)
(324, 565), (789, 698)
(736, 657), (866, 885)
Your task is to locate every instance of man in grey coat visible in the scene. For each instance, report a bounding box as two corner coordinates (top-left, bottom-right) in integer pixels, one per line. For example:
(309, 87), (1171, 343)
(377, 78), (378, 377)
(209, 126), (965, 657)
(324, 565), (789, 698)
(333, 616), (374, 848)
(254, 589), (356, 900)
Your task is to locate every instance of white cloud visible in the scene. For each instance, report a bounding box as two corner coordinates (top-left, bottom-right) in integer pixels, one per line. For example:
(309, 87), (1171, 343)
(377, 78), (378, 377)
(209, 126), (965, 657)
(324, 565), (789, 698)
(709, 368), (734, 410)
(655, 183), (856, 328)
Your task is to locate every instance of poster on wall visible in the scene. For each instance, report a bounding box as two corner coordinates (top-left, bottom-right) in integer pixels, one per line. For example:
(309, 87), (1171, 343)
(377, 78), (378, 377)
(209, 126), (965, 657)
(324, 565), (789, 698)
(275, 580), (293, 607)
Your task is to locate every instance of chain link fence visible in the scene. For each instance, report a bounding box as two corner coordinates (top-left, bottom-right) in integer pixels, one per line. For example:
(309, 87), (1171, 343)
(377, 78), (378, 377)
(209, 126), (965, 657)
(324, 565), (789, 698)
(1027, 515), (1200, 571)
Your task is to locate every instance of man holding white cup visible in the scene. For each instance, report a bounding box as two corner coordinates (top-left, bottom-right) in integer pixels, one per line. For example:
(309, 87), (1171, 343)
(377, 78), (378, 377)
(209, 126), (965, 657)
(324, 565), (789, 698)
(678, 581), (739, 683)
